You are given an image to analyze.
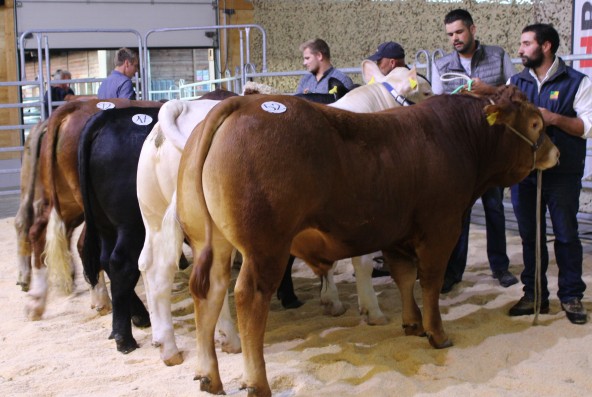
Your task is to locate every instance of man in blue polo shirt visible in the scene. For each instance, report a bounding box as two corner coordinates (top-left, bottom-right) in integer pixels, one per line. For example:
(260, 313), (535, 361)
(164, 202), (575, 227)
(97, 47), (138, 100)
(296, 38), (354, 94)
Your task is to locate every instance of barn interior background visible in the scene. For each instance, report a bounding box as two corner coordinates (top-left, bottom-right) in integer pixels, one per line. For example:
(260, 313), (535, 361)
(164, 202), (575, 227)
(2, 0), (590, 210)
(247, 0), (571, 90)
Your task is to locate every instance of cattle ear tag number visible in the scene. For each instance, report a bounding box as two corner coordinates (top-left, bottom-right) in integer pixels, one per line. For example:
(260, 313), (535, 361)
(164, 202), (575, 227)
(486, 111), (498, 126)
(132, 114), (153, 125)
(96, 101), (115, 110)
(409, 78), (417, 89)
(261, 101), (287, 114)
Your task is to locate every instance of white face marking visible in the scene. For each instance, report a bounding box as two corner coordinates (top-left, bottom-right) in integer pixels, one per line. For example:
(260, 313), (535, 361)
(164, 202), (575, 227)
(261, 101), (287, 114)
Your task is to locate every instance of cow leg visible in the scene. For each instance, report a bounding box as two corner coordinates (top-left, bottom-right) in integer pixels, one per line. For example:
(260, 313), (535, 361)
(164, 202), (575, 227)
(15, 207), (32, 291)
(383, 250), (425, 337)
(106, 233), (145, 354)
(351, 254), (387, 325)
(215, 289), (241, 354)
(193, 247), (234, 395)
(140, 232), (181, 365)
(91, 271), (112, 315)
(26, 205), (50, 320)
(16, 250), (32, 292)
(276, 255), (303, 309)
(319, 264), (346, 316)
(415, 245), (452, 349)
(77, 228), (112, 315)
(235, 253), (287, 397)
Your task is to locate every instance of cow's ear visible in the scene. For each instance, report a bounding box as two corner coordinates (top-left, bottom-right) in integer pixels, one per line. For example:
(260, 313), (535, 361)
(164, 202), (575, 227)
(484, 104), (511, 126)
(407, 67), (418, 89)
(361, 60), (384, 84)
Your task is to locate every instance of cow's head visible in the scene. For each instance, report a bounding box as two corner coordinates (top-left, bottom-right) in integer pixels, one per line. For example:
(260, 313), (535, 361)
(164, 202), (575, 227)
(483, 85), (559, 171)
(361, 60), (432, 104)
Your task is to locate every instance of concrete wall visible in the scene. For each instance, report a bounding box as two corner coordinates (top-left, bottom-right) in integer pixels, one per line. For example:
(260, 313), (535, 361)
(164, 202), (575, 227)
(249, 0), (572, 91)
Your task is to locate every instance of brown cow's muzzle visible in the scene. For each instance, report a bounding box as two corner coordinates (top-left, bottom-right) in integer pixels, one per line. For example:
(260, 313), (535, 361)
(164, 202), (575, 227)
(534, 134), (560, 171)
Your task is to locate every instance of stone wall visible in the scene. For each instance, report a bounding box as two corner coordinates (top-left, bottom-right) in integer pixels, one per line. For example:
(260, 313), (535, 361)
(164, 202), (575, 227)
(249, 0), (572, 91)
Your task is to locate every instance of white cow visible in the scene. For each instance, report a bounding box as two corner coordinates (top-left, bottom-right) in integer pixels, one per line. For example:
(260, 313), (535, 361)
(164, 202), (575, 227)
(137, 60), (432, 365)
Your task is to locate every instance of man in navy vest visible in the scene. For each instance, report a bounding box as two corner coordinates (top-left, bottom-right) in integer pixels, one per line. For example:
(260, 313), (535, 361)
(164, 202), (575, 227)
(509, 24), (592, 324)
(432, 9), (518, 293)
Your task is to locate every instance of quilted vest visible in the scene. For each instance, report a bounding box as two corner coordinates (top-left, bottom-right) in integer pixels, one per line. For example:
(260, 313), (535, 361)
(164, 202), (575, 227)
(435, 42), (509, 94)
(510, 58), (586, 175)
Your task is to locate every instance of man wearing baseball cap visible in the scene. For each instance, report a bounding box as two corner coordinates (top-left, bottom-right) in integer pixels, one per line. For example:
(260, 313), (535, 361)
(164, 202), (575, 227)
(367, 41), (407, 75)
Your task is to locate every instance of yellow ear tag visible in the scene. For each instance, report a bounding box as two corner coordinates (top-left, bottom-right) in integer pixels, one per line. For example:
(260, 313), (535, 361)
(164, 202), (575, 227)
(486, 112), (498, 126)
(409, 77), (417, 89)
(368, 76), (376, 85)
(329, 86), (338, 95)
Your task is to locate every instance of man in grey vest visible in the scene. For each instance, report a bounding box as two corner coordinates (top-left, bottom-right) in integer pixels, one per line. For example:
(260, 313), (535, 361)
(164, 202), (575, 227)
(431, 9), (518, 293)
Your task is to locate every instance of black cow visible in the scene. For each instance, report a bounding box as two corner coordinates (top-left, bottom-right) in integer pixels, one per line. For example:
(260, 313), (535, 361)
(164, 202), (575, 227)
(78, 107), (160, 353)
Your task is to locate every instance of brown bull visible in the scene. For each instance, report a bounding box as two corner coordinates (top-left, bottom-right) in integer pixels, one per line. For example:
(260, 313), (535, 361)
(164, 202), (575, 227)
(176, 85), (559, 397)
(25, 98), (161, 320)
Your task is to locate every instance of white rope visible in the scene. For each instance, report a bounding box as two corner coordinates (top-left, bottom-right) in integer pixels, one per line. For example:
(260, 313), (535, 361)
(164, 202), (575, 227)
(439, 72), (472, 83)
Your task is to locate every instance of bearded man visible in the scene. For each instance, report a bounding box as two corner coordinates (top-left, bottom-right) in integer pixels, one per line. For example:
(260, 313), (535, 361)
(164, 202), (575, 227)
(508, 23), (592, 325)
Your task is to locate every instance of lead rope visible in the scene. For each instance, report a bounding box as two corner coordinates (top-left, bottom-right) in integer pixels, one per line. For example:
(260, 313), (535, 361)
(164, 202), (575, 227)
(439, 72), (473, 93)
(533, 170), (543, 324)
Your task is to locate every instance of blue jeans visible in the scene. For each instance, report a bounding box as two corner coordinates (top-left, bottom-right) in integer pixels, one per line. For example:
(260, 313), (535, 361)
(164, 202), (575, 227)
(511, 172), (585, 302)
(445, 186), (510, 281)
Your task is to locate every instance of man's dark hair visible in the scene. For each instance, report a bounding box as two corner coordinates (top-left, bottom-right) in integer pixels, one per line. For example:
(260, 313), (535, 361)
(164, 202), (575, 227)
(444, 9), (474, 27)
(299, 39), (331, 60)
(522, 23), (560, 55)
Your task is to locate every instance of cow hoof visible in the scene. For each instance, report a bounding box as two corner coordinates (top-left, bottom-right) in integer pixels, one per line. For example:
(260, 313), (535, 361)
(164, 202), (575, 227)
(194, 376), (225, 395)
(243, 386), (270, 397)
(366, 314), (388, 326)
(132, 314), (151, 328)
(25, 305), (43, 321)
(163, 352), (184, 366)
(281, 297), (304, 309)
(17, 281), (30, 292)
(217, 333), (242, 354)
(402, 323), (426, 337)
(427, 333), (453, 349)
(116, 337), (140, 354)
(322, 302), (346, 317)
(25, 297), (44, 321)
(94, 305), (112, 316)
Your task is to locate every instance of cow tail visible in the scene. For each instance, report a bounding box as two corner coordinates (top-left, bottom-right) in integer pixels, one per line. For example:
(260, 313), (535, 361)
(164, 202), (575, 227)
(189, 98), (241, 300)
(43, 106), (75, 216)
(44, 207), (73, 294)
(158, 100), (188, 151)
(78, 113), (102, 287)
(15, 120), (48, 259)
(158, 192), (184, 271)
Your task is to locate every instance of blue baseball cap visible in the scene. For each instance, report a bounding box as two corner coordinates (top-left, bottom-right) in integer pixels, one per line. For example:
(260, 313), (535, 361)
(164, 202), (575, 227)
(367, 42), (405, 61)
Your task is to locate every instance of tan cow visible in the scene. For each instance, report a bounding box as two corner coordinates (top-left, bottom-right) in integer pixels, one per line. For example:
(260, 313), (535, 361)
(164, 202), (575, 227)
(139, 61), (432, 366)
(177, 85), (559, 396)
